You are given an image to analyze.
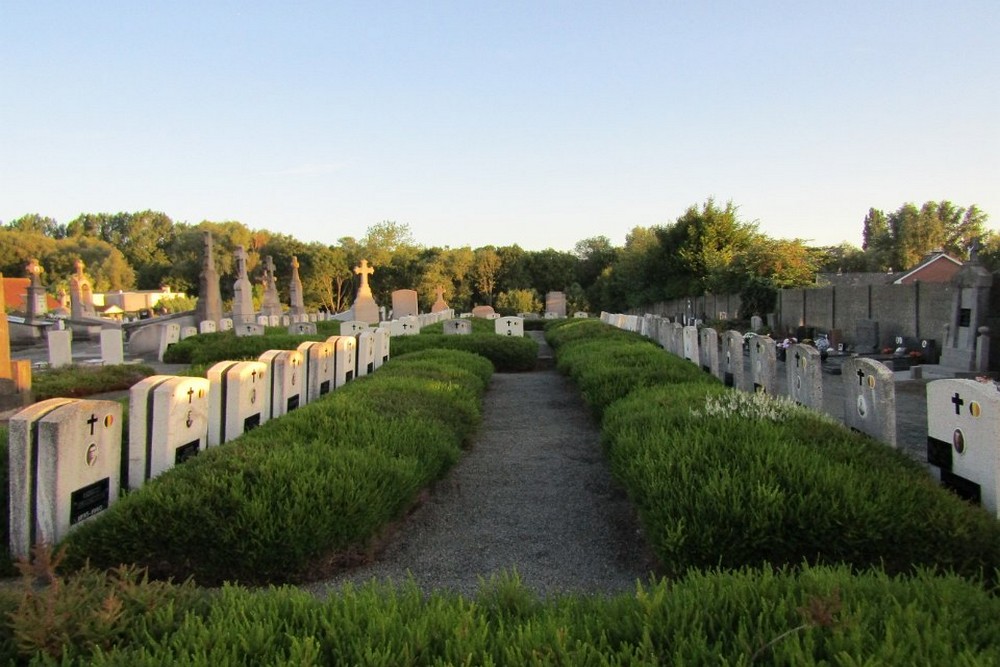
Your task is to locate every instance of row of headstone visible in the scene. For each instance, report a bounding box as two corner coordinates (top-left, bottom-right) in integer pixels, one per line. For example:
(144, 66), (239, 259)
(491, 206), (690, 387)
(47, 329), (125, 368)
(442, 316), (526, 337)
(612, 315), (1000, 518)
(605, 316), (899, 449)
(9, 330), (392, 559)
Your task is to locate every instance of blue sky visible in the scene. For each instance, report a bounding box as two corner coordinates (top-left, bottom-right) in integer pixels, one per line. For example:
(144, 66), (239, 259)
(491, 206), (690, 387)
(2, 1), (997, 251)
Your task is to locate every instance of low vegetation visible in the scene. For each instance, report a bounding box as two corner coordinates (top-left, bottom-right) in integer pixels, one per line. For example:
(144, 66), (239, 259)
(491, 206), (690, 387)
(55, 349), (492, 586)
(32, 364), (157, 401)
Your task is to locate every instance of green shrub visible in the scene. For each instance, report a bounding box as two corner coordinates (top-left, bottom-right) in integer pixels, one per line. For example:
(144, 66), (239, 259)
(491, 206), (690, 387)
(3, 565), (998, 664)
(391, 334), (538, 372)
(419, 317), (497, 335)
(58, 350), (491, 586)
(162, 331), (327, 365)
(32, 364), (157, 400)
(602, 384), (1000, 581)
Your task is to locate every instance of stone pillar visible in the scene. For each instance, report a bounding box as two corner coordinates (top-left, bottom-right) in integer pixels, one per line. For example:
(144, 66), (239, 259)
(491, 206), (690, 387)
(24, 258), (48, 321)
(231, 245), (255, 325)
(977, 327), (991, 373)
(196, 232), (223, 326)
(289, 255), (305, 317)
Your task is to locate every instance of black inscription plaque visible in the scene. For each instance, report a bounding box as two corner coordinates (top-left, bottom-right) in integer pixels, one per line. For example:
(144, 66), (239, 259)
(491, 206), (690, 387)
(244, 413), (261, 432)
(286, 395), (300, 413)
(174, 439), (201, 465)
(927, 436), (953, 470)
(959, 308), (971, 327)
(366, 362), (374, 374)
(345, 371), (354, 382)
(940, 470), (981, 505)
(70, 477), (110, 525)
(320, 380), (331, 395)
(724, 372), (734, 388)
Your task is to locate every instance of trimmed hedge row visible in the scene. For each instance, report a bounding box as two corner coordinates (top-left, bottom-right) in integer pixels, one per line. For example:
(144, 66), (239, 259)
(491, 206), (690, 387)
(391, 334), (538, 372)
(4, 565), (999, 664)
(32, 363), (157, 400)
(57, 349), (493, 586)
(546, 319), (1000, 582)
(161, 330), (329, 364)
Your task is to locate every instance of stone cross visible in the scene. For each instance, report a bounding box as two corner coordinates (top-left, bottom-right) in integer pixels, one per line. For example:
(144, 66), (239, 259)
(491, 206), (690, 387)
(355, 259), (374, 290)
(234, 246), (249, 280)
(27, 258), (43, 286)
(435, 285), (444, 301)
(74, 258), (85, 279)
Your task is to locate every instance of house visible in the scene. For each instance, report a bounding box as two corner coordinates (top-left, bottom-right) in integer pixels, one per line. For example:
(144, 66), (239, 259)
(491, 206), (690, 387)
(1, 277), (62, 313)
(892, 251), (963, 285)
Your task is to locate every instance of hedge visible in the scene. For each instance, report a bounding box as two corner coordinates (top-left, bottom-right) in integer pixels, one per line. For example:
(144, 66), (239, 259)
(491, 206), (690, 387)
(391, 334), (538, 372)
(56, 349), (493, 586)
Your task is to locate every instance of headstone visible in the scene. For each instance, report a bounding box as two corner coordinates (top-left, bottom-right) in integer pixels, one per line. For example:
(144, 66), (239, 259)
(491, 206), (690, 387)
(748, 335), (777, 394)
(207, 360), (270, 447)
(234, 323), (265, 337)
(355, 330), (377, 377)
(9, 398), (122, 560)
(698, 327), (719, 377)
(308, 313), (317, 323)
(495, 316), (524, 337)
(288, 322), (317, 335)
(460, 312), (473, 319)
(941, 256), (993, 370)
(855, 319), (880, 354)
(544, 291), (567, 318)
(259, 349), (305, 417)
(669, 322), (683, 356)
(786, 344), (823, 410)
(297, 341), (335, 401)
(430, 285), (449, 313)
(373, 327), (390, 368)
(682, 325), (699, 363)
(444, 319), (472, 335)
(281, 315), (290, 327)
(180, 326), (198, 340)
(259, 255), (282, 318)
(352, 259), (380, 324)
(750, 315), (763, 333)
(841, 357), (896, 447)
(48, 329), (73, 368)
(471, 305), (496, 318)
(269, 315), (281, 327)
(127, 376), (210, 489)
(544, 311), (558, 320)
(327, 335), (357, 388)
(288, 255), (306, 317)
(196, 232), (223, 327)
(199, 320), (217, 334)
(340, 320), (369, 335)
(99, 329), (124, 365)
(574, 312), (588, 318)
(721, 331), (745, 389)
(927, 379), (1000, 514)
(391, 289), (419, 318)
(390, 316), (420, 336)
(24, 258), (48, 320)
(257, 315), (269, 327)
(231, 245), (256, 325)
(68, 258), (97, 320)
(219, 318), (233, 331)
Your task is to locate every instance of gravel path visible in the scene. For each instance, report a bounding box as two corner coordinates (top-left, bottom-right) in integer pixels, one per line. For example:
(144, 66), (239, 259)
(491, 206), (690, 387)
(306, 345), (657, 598)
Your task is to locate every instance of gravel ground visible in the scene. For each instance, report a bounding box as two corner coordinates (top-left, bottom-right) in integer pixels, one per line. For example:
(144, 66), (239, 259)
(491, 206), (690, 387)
(305, 362), (658, 598)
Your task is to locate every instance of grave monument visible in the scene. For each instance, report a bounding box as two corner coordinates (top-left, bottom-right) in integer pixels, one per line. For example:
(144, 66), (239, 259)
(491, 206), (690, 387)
(352, 260), (380, 324)
(231, 246), (256, 325)
(431, 285), (449, 313)
(196, 232), (223, 327)
(289, 255), (306, 317)
(259, 255), (282, 318)
(68, 259), (97, 320)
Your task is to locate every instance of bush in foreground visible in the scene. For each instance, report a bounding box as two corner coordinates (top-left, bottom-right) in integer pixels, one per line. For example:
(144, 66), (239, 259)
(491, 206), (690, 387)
(32, 364), (157, 400)
(57, 350), (492, 585)
(391, 334), (538, 372)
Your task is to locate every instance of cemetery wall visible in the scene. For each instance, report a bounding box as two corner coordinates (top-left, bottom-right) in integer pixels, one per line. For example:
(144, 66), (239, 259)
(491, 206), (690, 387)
(631, 281), (976, 351)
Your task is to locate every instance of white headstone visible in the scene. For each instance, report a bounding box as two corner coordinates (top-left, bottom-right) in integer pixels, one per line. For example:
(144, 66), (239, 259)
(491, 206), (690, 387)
(373, 327), (390, 368)
(9, 398), (122, 559)
(682, 325), (699, 363)
(327, 335), (357, 388)
(46, 329), (73, 368)
(180, 326), (198, 340)
(698, 327), (719, 377)
(297, 341), (335, 402)
(258, 349), (305, 417)
(750, 315), (763, 333)
(721, 330), (745, 390)
(282, 315), (291, 326)
(927, 379), (1000, 515)
(786, 344), (823, 410)
(269, 315), (281, 327)
(199, 320), (217, 334)
(219, 318), (233, 331)
(340, 320), (369, 335)
(207, 360), (270, 447)
(574, 312), (588, 318)
(391, 289), (419, 319)
(355, 330), (377, 378)
(127, 376), (210, 489)
(257, 315), (269, 327)
(496, 316), (524, 337)
(669, 323), (684, 356)
(748, 334), (777, 395)
(234, 323), (265, 337)
(288, 322), (318, 335)
(157, 323), (181, 362)
(840, 357), (896, 447)
(99, 329), (124, 365)
(444, 319), (472, 335)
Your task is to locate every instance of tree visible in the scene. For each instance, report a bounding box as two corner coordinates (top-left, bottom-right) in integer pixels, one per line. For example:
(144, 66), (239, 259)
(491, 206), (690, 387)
(471, 246), (502, 305)
(6, 213), (66, 239)
(673, 199), (757, 294)
(66, 210), (177, 288)
(573, 236), (618, 289)
(495, 288), (541, 315)
(736, 237), (818, 288)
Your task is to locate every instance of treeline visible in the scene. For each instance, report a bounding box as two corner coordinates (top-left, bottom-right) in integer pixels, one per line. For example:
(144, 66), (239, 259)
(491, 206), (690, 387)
(2, 199), (995, 315)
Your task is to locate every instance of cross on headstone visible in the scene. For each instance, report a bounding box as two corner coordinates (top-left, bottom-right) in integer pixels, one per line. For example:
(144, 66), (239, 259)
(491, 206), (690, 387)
(857, 368), (866, 385)
(952, 392), (964, 415)
(795, 351), (801, 365)
(435, 285), (444, 301)
(354, 259), (374, 290)
(74, 258), (85, 279)
(87, 413), (98, 435)
(251, 369), (258, 382)
(187, 387), (195, 403)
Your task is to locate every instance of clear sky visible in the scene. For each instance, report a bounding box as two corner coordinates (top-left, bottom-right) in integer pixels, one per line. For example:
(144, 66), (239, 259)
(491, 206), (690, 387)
(2, 1), (997, 252)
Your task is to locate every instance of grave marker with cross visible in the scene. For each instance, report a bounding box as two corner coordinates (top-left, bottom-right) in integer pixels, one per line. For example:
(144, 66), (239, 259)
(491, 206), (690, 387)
(207, 360), (270, 447)
(840, 357), (896, 447)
